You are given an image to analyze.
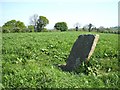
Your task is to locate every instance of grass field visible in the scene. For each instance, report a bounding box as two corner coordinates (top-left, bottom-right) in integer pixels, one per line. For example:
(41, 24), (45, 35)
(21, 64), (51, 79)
(2, 31), (119, 88)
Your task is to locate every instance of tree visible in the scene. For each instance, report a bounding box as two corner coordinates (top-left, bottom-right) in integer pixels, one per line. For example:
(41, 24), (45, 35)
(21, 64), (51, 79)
(98, 26), (105, 33)
(74, 23), (81, 31)
(88, 23), (93, 32)
(15, 21), (26, 32)
(29, 14), (38, 32)
(99, 26), (105, 30)
(37, 16), (49, 32)
(29, 15), (49, 32)
(2, 20), (26, 33)
(2, 20), (16, 32)
(82, 24), (88, 31)
(54, 22), (68, 32)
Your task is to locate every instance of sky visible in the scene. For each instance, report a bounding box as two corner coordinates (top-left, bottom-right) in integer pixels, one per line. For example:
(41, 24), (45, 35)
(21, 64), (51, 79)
(0, 0), (119, 29)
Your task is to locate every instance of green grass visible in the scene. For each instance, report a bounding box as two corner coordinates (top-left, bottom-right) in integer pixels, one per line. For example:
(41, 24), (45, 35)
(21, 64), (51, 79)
(2, 31), (119, 88)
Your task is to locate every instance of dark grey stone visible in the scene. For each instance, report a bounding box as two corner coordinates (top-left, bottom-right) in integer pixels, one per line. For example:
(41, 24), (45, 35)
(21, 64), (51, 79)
(60, 34), (99, 71)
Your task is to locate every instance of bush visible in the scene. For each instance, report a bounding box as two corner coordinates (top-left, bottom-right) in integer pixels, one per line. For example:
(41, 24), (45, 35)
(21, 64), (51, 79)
(42, 28), (48, 32)
(28, 25), (34, 32)
(54, 22), (68, 32)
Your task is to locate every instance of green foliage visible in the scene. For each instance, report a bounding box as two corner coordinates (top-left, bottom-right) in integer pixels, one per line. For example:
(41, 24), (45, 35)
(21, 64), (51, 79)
(28, 25), (34, 32)
(0, 26), (2, 32)
(2, 26), (10, 33)
(2, 32), (119, 88)
(13, 27), (21, 32)
(37, 16), (49, 32)
(54, 22), (68, 31)
(2, 20), (26, 33)
(42, 28), (48, 32)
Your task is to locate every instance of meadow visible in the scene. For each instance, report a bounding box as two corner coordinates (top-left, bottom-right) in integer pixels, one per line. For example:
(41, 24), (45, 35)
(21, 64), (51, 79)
(2, 31), (119, 89)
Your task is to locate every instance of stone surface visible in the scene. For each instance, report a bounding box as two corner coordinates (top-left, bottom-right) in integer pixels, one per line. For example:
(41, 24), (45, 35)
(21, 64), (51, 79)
(60, 34), (99, 71)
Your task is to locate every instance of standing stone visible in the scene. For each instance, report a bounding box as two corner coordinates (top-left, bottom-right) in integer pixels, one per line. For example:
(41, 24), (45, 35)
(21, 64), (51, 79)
(60, 34), (99, 71)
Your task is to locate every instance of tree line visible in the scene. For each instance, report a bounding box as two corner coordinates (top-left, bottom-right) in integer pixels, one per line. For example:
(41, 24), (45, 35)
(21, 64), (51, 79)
(2, 15), (49, 33)
(2, 14), (68, 33)
(2, 14), (119, 34)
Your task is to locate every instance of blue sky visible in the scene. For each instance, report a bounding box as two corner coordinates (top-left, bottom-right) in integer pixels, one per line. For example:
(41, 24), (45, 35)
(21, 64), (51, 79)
(0, 0), (119, 29)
